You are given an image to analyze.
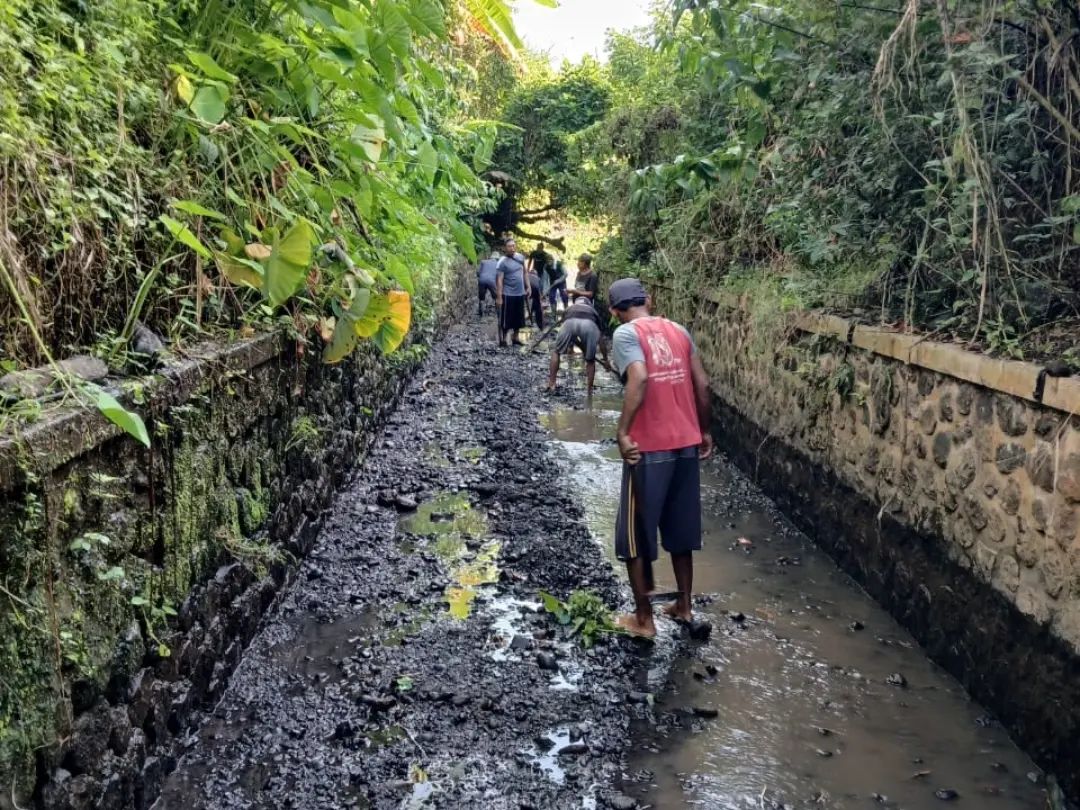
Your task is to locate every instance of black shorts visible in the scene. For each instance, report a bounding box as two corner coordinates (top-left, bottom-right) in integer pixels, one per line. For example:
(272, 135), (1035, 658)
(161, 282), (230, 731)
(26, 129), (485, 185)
(615, 446), (702, 562)
(499, 294), (527, 331)
(479, 280), (497, 301)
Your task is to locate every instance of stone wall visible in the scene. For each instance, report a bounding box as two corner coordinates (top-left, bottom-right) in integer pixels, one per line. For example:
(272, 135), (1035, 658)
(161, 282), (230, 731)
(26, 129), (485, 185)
(621, 276), (1080, 798)
(0, 269), (468, 809)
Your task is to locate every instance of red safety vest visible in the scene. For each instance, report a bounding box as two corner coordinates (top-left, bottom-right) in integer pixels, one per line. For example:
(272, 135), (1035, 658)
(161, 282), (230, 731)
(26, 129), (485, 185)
(627, 317), (703, 453)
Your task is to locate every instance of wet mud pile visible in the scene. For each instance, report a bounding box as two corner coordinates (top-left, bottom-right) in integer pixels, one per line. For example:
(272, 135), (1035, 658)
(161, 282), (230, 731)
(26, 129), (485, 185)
(154, 325), (648, 810)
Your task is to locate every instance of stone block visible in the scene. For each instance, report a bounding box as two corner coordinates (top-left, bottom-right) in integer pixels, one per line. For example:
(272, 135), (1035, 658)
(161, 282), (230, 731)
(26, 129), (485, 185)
(995, 443), (1027, 475)
(1002, 480), (1021, 516)
(945, 449), (978, 494)
(932, 433), (952, 469)
(939, 392), (954, 422)
(1027, 443), (1056, 493)
(1058, 453), (1080, 503)
(975, 542), (998, 578)
(956, 385), (974, 415)
(996, 552), (1020, 593)
(1043, 550), (1069, 598)
(918, 406), (937, 435)
(995, 394), (1028, 437)
(963, 494), (989, 531)
(1035, 412), (1062, 439)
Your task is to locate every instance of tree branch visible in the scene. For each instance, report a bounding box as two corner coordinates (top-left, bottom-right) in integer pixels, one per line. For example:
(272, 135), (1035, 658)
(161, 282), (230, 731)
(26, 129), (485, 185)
(514, 203), (559, 218)
(511, 226), (566, 252)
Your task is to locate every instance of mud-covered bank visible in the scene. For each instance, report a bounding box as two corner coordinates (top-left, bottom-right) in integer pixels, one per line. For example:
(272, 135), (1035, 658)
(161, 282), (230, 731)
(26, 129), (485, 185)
(151, 325), (657, 810)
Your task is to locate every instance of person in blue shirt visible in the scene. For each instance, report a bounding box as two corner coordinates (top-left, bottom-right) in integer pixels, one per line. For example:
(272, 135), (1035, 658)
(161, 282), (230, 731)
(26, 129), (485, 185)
(477, 251), (499, 318)
(495, 239), (528, 346)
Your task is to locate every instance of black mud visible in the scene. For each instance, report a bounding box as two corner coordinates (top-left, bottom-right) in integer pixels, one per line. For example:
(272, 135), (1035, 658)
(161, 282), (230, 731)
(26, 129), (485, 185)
(153, 325), (650, 810)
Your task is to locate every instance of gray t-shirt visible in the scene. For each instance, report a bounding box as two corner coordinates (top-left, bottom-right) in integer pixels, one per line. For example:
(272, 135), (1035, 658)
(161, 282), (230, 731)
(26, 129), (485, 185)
(496, 253), (527, 296)
(564, 300), (600, 327)
(478, 258), (499, 286)
(612, 317), (696, 377)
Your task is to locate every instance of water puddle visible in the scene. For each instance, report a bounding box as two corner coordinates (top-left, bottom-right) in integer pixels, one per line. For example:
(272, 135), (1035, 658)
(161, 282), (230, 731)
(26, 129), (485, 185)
(524, 727), (576, 785)
(398, 491), (498, 620)
(544, 377), (1051, 810)
(267, 612), (378, 685)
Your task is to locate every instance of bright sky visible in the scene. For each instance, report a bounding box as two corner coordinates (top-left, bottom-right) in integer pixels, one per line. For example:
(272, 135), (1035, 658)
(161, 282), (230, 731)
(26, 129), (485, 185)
(512, 0), (654, 66)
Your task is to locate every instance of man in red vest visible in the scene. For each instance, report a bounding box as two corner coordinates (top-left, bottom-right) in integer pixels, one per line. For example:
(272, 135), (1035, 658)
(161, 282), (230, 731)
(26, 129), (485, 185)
(608, 278), (713, 638)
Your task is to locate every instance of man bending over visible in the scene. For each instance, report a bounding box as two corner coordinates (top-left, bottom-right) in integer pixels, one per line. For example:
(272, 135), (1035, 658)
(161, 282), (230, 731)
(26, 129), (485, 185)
(546, 299), (607, 395)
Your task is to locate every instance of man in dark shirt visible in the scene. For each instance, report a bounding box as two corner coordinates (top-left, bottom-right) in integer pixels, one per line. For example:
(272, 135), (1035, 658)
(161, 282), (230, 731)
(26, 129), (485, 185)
(571, 253), (599, 305)
(545, 300), (607, 395)
(527, 243), (552, 285)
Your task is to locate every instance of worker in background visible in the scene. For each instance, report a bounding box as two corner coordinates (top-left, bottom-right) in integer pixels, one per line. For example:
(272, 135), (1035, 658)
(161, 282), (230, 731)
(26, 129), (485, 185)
(545, 299), (607, 396)
(477, 250), (500, 318)
(495, 239), (528, 347)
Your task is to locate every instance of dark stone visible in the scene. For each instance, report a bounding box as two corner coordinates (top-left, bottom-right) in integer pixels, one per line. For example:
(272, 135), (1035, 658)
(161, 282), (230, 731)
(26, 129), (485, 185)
(946, 451), (977, 493)
(886, 672), (908, 688)
(934, 789), (959, 801)
(939, 393), (954, 423)
(962, 495), (988, 531)
(607, 794), (638, 810)
(919, 406), (937, 435)
(394, 495), (418, 512)
(956, 386), (974, 415)
(1035, 413), (1061, 439)
(557, 742), (589, 755)
(918, 371), (937, 396)
(995, 395), (1028, 437)
(932, 433), (952, 469)
(692, 707), (719, 718)
(536, 652), (558, 672)
(132, 322), (166, 358)
(1058, 453), (1080, 503)
(1027, 443), (1056, 493)
(995, 443), (1026, 475)
(1002, 480), (1021, 516)
(975, 391), (994, 424)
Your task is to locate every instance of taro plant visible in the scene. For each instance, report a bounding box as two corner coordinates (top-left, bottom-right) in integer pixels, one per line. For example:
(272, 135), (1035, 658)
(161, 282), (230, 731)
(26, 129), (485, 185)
(538, 589), (625, 648)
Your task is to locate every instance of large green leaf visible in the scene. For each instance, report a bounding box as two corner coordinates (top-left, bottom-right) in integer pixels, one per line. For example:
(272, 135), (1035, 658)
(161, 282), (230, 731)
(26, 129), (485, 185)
(190, 85), (228, 124)
(323, 317), (359, 363)
(406, 0), (446, 37)
(265, 220), (315, 308)
(215, 252), (263, 290)
(92, 388), (150, 448)
(450, 220), (478, 262)
(172, 200), (226, 221)
(376, 2), (412, 60)
(186, 50), (237, 83)
(385, 256), (414, 295)
(417, 141), (438, 183)
(160, 215), (212, 259)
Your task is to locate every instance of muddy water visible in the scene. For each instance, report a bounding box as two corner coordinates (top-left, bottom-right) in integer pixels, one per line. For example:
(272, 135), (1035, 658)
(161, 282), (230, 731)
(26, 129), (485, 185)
(543, 371), (1049, 810)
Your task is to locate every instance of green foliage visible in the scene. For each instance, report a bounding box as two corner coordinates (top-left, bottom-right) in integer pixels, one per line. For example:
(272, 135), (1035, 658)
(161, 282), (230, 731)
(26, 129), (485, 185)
(0, 0), (525, 369)
(538, 589), (623, 648)
(579, 0), (1080, 353)
(493, 58), (612, 211)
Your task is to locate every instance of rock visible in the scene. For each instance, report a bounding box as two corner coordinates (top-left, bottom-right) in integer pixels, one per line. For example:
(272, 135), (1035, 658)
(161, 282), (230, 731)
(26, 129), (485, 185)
(995, 443), (1027, 475)
(394, 495), (418, 512)
(816, 748), (833, 758)
(934, 788), (959, 801)
(686, 618), (712, 640)
(132, 322), (166, 358)
(886, 672), (908, 688)
(1057, 453), (1080, 503)
(509, 635), (532, 651)
(557, 742), (588, 755)
(692, 707), (719, 719)
(728, 611), (745, 623)
(627, 691), (650, 704)
(607, 794), (638, 810)
(536, 652), (558, 671)
(0, 354), (108, 399)
(849, 620), (865, 632)
(932, 433), (952, 468)
(359, 694), (397, 712)
(995, 395), (1027, 437)
(705, 664), (719, 677)
(333, 721), (355, 739)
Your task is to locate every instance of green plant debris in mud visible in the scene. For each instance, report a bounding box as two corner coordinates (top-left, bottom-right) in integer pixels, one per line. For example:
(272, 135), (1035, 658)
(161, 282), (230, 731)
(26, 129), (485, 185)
(383, 608), (433, 648)
(459, 446), (485, 464)
(539, 589), (625, 648)
(400, 492), (498, 620)
(401, 492), (487, 541)
(445, 541), (501, 620)
(366, 725), (406, 749)
(422, 441), (452, 469)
